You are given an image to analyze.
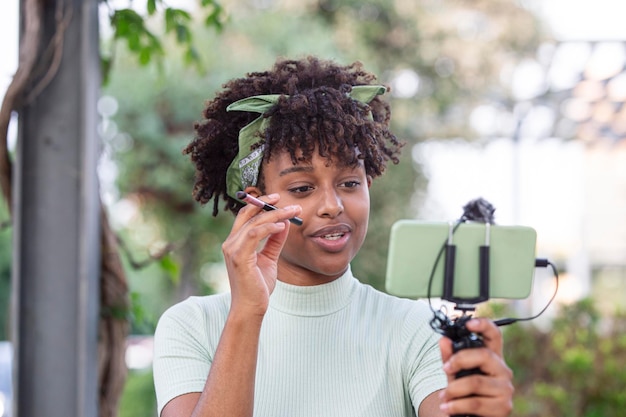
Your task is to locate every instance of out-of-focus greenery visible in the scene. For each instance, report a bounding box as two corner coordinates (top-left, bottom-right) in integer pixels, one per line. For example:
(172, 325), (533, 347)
(503, 298), (626, 417)
(102, 0), (546, 330)
(0, 203), (10, 340)
(103, 52), (237, 330)
(101, 0), (226, 82)
(119, 370), (157, 417)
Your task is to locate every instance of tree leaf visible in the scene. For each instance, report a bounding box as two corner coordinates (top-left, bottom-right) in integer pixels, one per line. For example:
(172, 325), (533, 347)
(176, 24), (190, 43)
(204, 6), (224, 31)
(159, 254), (180, 284)
(139, 47), (152, 65)
(146, 0), (157, 15)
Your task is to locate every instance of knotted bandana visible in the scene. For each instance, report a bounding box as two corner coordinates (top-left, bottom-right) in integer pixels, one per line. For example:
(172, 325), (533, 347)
(225, 85), (386, 200)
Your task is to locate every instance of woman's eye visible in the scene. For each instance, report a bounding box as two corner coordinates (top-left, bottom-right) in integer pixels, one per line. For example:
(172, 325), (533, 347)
(288, 185), (313, 194)
(341, 181), (361, 188)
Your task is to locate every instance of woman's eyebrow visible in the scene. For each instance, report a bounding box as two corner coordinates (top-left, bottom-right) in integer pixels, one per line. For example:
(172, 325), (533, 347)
(278, 166), (314, 177)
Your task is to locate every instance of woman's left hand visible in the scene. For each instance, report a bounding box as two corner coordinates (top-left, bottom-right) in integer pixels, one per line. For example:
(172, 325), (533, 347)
(438, 318), (514, 417)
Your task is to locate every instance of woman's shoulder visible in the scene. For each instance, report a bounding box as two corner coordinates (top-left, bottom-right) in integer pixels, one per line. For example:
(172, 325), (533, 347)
(350, 280), (440, 348)
(353, 280), (432, 318)
(155, 292), (232, 333)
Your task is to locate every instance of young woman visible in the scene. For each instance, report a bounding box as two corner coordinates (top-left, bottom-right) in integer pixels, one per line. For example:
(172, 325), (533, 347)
(153, 56), (514, 417)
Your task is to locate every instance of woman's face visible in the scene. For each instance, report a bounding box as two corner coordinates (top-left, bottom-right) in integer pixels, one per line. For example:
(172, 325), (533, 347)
(257, 150), (371, 286)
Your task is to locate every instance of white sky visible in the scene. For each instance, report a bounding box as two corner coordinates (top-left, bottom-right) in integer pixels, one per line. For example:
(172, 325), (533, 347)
(0, 1), (19, 99)
(529, 0), (626, 41)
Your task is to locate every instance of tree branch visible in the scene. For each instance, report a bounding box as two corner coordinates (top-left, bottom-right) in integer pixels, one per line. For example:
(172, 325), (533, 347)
(0, 218), (10, 230)
(0, 0), (43, 215)
(99, 205), (130, 417)
(115, 230), (179, 270)
(25, 0), (73, 104)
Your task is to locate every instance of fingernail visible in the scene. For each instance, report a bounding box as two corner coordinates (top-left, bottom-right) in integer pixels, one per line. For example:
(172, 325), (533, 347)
(440, 402), (449, 412)
(465, 318), (478, 328)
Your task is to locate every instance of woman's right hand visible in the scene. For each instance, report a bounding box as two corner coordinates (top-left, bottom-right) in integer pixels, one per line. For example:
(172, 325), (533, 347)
(221, 193), (301, 318)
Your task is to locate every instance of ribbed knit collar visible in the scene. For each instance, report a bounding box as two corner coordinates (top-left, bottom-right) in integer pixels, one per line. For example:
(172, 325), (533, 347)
(269, 267), (356, 317)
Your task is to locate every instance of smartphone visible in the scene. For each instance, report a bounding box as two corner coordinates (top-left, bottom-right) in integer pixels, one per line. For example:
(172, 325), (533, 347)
(385, 220), (537, 300)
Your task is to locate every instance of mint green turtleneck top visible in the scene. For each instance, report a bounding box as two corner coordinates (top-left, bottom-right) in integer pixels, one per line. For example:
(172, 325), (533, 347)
(153, 268), (447, 416)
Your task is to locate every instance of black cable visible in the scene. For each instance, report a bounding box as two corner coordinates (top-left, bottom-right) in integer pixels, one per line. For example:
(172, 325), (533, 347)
(427, 224), (559, 326)
(494, 259), (559, 327)
(426, 219), (464, 312)
(427, 199), (493, 311)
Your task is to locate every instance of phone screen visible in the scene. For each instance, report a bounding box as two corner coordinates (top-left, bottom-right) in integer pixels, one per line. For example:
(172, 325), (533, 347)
(385, 220), (537, 300)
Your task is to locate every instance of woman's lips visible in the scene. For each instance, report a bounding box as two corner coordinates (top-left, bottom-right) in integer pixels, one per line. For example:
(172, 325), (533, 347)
(310, 225), (352, 252)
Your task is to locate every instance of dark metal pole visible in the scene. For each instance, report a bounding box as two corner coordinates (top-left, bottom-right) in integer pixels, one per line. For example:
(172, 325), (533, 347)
(11, 0), (100, 415)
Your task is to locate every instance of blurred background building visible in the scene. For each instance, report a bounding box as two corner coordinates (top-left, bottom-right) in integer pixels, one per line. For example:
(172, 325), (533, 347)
(411, 4), (626, 316)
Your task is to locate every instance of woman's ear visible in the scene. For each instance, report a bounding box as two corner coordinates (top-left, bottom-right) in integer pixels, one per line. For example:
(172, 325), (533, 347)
(244, 186), (262, 198)
(245, 165), (266, 198)
(366, 175), (373, 189)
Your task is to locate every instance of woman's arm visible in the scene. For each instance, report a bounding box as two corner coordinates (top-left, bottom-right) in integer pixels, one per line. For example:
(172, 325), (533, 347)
(160, 194), (301, 417)
(419, 389), (447, 417)
(161, 311), (264, 417)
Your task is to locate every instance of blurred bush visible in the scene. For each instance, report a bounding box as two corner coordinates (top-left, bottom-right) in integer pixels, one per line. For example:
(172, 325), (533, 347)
(504, 299), (626, 417)
(119, 370), (157, 417)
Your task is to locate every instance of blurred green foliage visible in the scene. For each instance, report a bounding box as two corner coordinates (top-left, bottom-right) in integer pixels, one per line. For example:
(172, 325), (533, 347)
(119, 370), (158, 417)
(102, 0), (225, 81)
(0, 204), (10, 340)
(504, 299), (626, 417)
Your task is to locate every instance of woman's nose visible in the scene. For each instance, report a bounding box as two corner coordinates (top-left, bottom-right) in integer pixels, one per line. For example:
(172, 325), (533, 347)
(316, 189), (344, 218)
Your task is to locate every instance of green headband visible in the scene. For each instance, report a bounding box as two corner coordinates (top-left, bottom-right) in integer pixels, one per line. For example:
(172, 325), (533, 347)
(225, 85), (386, 200)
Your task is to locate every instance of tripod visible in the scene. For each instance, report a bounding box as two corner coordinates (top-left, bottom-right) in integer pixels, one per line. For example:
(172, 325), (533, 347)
(430, 305), (485, 417)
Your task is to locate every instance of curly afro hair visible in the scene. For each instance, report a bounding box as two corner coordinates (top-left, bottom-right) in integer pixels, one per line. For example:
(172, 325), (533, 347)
(184, 56), (404, 216)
